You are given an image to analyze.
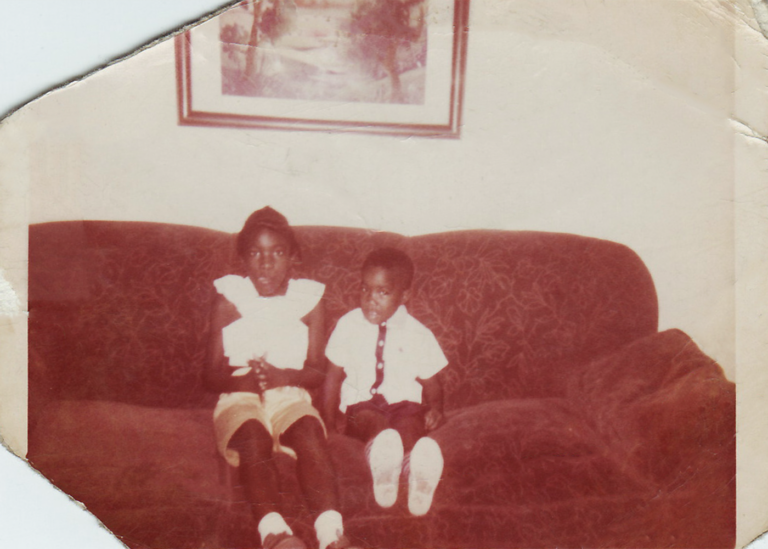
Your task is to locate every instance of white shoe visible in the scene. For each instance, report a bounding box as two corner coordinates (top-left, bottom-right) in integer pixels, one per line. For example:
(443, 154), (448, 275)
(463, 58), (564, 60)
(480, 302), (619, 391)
(368, 429), (404, 508)
(407, 437), (443, 516)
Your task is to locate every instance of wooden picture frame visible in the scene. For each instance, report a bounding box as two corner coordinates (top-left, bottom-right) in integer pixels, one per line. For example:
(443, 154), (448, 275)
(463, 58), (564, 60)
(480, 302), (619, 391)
(175, 0), (470, 138)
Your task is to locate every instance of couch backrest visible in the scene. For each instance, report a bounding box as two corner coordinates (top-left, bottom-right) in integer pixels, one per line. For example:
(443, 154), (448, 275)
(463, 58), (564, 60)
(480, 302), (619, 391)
(29, 221), (657, 410)
(29, 221), (237, 408)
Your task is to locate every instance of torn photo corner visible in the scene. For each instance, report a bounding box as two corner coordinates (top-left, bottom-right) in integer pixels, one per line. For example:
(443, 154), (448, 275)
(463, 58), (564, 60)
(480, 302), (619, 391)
(1, 0), (767, 548)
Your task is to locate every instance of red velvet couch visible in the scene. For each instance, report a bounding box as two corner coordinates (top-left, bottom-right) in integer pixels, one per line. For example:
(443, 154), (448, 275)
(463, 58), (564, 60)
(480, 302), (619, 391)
(27, 221), (735, 549)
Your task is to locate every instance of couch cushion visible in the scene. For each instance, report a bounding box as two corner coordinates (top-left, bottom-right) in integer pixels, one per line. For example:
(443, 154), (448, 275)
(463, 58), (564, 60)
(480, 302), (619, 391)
(28, 400), (228, 502)
(430, 399), (650, 507)
(332, 399), (672, 549)
(27, 385), (734, 548)
(28, 400), (249, 547)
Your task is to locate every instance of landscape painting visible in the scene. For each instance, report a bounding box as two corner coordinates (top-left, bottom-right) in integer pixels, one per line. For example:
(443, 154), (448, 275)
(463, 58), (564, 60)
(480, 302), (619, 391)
(220, 0), (429, 105)
(176, 0), (469, 136)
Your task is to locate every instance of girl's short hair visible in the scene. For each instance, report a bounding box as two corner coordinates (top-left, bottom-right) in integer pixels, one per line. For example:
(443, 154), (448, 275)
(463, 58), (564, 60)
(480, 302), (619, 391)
(236, 206), (300, 258)
(362, 247), (414, 289)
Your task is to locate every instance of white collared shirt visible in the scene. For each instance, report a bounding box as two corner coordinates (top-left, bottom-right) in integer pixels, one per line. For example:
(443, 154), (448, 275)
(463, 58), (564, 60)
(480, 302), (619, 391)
(326, 305), (447, 411)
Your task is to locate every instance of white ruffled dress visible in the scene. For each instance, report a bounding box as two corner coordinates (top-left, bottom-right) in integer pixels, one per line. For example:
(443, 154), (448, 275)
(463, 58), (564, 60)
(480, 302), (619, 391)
(212, 275), (325, 466)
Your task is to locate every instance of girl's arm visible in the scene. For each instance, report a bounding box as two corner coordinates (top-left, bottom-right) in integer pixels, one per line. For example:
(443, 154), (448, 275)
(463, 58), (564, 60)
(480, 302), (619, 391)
(419, 373), (445, 431)
(322, 363), (345, 433)
(205, 294), (261, 394)
(255, 298), (327, 390)
(302, 297), (328, 387)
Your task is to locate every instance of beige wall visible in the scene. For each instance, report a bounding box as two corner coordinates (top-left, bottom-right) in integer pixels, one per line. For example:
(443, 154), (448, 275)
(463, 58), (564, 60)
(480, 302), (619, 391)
(18, 0), (735, 380)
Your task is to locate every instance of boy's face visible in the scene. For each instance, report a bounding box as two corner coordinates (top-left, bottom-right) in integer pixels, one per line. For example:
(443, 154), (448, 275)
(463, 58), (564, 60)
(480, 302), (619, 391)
(243, 228), (296, 296)
(360, 266), (410, 325)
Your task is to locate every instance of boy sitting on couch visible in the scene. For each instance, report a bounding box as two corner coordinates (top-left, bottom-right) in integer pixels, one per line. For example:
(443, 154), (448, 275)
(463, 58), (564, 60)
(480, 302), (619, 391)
(324, 247), (448, 516)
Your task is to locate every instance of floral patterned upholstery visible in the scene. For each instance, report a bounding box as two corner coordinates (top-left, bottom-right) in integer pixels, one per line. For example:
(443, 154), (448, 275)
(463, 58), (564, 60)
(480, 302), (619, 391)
(30, 222), (656, 409)
(29, 221), (238, 407)
(27, 221), (733, 549)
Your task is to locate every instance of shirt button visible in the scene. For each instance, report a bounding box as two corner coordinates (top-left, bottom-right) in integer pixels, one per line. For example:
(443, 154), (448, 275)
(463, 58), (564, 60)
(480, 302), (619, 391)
(378, 340), (384, 347)
(370, 388), (377, 395)
(376, 362), (383, 369)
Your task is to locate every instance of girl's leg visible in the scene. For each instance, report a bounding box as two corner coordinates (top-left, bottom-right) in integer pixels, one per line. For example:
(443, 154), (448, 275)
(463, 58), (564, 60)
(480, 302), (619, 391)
(229, 419), (281, 522)
(230, 420), (304, 548)
(280, 416), (352, 549)
(280, 415), (339, 513)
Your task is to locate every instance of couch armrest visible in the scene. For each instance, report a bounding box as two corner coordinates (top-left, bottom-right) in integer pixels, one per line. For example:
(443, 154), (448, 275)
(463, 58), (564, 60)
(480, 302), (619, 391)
(566, 329), (735, 484)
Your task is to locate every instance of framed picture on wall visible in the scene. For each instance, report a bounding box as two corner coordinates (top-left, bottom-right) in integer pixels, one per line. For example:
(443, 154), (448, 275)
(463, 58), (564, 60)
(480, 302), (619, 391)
(176, 0), (470, 138)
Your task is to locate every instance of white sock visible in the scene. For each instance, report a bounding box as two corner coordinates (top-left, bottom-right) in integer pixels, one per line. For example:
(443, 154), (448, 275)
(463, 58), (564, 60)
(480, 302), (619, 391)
(258, 512), (293, 545)
(314, 509), (344, 549)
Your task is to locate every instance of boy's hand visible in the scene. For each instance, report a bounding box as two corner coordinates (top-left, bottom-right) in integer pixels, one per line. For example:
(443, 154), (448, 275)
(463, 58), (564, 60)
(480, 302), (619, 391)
(424, 409), (444, 431)
(417, 373), (445, 431)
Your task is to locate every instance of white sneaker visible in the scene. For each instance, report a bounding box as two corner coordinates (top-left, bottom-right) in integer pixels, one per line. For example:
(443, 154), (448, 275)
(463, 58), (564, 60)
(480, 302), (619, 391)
(407, 437), (443, 517)
(368, 429), (404, 508)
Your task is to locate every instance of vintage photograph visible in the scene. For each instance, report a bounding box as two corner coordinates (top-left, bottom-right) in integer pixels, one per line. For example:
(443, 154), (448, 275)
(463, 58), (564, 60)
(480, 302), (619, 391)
(2, 0), (767, 549)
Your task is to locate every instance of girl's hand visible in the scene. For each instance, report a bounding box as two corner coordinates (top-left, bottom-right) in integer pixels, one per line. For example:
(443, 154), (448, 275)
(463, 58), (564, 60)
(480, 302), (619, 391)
(251, 357), (292, 391)
(424, 409), (445, 431)
(246, 359), (266, 394)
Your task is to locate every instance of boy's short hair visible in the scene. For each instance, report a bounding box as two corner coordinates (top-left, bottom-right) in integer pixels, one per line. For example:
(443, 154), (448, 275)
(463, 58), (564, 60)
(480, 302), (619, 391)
(236, 206), (300, 258)
(362, 247), (415, 289)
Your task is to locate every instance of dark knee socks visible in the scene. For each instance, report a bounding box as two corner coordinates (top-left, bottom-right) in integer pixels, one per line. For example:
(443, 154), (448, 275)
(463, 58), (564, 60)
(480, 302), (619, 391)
(230, 420), (281, 522)
(280, 416), (339, 514)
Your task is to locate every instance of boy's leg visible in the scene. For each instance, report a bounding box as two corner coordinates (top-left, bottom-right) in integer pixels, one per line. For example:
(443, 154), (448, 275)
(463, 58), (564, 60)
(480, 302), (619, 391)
(346, 399), (404, 509)
(344, 398), (389, 443)
(384, 403), (442, 516)
(407, 437), (444, 517)
(350, 399), (441, 510)
(387, 402), (427, 453)
(367, 428), (404, 509)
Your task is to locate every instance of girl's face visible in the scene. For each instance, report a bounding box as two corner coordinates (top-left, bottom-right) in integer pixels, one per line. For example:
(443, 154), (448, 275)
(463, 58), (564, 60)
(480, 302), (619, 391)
(243, 228), (296, 296)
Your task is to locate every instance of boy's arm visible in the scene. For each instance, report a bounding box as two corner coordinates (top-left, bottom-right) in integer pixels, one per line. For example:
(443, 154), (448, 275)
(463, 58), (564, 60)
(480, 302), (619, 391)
(419, 372), (445, 431)
(205, 295), (261, 394)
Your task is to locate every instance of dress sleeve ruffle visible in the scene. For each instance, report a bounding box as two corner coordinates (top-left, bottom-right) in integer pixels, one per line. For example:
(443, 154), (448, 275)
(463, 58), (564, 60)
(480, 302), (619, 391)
(213, 275), (252, 305)
(288, 278), (326, 316)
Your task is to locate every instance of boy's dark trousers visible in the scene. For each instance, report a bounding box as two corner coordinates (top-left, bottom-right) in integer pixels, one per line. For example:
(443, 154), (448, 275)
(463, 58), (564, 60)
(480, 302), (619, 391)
(344, 394), (426, 452)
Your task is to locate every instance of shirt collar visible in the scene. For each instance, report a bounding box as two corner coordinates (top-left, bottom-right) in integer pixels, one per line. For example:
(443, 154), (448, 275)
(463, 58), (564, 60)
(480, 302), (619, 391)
(383, 304), (409, 329)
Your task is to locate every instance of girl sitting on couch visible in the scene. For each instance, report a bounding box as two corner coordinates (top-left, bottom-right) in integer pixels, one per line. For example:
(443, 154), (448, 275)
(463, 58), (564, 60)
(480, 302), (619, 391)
(206, 206), (351, 549)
